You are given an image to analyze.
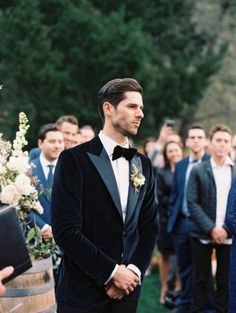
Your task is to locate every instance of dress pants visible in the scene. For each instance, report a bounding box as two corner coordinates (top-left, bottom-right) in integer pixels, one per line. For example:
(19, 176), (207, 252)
(172, 217), (193, 311)
(191, 238), (231, 313)
(57, 299), (138, 313)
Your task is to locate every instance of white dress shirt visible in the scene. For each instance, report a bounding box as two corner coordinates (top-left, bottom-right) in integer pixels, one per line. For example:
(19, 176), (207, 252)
(39, 153), (57, 231)
(98, 131), (141, 284)
(39, 153), (57, 180)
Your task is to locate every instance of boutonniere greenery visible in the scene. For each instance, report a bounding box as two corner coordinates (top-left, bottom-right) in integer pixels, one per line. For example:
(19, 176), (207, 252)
(130, 164), (145, 192)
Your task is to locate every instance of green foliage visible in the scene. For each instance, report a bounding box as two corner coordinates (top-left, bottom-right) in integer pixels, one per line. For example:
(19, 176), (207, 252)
(0, 0), (227, 143)
(26, 224), (55, 259)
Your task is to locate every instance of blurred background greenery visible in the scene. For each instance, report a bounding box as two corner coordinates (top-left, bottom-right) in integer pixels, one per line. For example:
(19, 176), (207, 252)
(1, 0), (236, 147)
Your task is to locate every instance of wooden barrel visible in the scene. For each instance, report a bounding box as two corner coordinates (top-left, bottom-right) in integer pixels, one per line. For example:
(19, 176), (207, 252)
(0, 257), (56, 313)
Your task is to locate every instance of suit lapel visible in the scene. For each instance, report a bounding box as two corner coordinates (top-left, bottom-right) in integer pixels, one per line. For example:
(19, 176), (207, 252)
(125, 155), (143, 224)
(33, 158), (51, 202)
(232, 165), (236, 180)
(87, 148), (123, 219)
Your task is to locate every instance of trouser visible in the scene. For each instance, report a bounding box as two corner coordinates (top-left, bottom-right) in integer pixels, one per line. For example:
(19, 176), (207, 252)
(191, 238), (231, 313)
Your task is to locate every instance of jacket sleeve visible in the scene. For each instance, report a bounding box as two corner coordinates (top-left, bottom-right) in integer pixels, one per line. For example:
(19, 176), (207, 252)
(168, 167), (178, 216)
(226, 177), (236, 235)
(187, 166), (215, 234)
(27, 211), (47, 229)
(51, 149), (116, 287)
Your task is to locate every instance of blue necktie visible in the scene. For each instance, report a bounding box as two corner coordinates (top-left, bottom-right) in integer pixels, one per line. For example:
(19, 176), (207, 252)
(47, 165), (54, 189)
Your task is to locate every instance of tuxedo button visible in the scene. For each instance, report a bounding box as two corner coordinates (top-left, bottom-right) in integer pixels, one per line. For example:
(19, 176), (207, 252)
(123, 231), (127, 237)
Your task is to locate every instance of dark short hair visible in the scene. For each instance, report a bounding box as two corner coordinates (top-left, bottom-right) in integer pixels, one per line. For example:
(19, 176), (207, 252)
(187, 123), (206, 137)
(209, 124), (232, 140)
(55, 115), (79, 128)
(97, 78), (143, 120)
(37, 123), (59, 141)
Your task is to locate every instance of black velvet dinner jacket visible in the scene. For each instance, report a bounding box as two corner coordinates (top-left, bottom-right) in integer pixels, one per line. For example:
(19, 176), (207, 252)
(51, 136), (158, 309)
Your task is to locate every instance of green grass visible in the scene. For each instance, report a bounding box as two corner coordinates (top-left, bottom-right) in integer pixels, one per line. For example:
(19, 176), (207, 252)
(137, 273), (170, 313)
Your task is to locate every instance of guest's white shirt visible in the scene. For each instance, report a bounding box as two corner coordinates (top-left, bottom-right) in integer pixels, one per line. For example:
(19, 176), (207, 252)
(98, 131), (141, 283)
(39, 153), (57, 180)
(200, 156), (233, 245)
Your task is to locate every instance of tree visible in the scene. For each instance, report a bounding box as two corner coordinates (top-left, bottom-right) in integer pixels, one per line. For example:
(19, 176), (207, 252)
(0, 0), (227, 144)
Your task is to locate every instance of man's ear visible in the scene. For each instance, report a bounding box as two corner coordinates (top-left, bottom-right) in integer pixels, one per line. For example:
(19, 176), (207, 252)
(103, 102), (114, 117)
(38, 139), (42, 148)
(185, 138), (189, 148)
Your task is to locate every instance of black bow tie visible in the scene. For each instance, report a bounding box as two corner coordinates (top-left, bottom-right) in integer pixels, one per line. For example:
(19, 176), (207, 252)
(112, 145), (137, 161)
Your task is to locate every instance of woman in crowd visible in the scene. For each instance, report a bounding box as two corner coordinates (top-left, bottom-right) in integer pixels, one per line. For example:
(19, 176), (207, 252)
(156, 141), (183, 304)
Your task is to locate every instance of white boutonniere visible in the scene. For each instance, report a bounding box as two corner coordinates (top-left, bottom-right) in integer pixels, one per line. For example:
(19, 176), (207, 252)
(130, 164), (145, 192)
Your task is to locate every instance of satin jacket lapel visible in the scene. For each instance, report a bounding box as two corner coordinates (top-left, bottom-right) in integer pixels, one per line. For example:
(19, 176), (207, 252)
(125, 155), (143, 224)
(87, 149), (123, 219)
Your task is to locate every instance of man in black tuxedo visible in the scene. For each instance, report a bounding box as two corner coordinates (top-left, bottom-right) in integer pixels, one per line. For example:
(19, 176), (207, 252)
(51, 78), (158, 313)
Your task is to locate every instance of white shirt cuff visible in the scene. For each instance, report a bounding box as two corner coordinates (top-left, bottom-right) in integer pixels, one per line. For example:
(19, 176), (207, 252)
(127, 264), (141, 285)
(104, 264), (119, 285)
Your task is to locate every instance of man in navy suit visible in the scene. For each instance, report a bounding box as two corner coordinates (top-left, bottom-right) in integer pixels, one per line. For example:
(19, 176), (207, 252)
(168, 124), (208, 313)
(51, 78), (158, 313)
(29, 124), (64, 240)
(29, 115), (78, 161)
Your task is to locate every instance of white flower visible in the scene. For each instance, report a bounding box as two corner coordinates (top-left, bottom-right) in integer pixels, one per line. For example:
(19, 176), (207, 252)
(0, 163), (5, 175)
(0, 184), (21, 206)
(33, 201), (44, 214)
(15, 174), (35, 195)
(7, 155), (30, 173)
(130, 164), (145, 192)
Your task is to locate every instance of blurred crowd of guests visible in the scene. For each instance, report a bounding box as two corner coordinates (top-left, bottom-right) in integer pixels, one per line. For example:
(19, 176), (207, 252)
(2, 114), (236, 313)
(144, 121), (236, 313)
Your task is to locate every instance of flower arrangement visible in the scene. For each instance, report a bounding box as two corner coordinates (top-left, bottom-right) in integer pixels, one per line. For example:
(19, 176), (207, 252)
(0, 112), (54, 259)
(130, 164), (145, 192)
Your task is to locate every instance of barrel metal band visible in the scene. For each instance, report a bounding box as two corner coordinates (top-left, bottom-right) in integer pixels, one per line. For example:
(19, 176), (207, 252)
(3, 280), (55, 297)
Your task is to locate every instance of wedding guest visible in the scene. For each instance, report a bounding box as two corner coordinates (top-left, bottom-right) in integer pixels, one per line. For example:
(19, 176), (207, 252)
(168, 124), (209, 313)
(188, 124), (235, 313)
(80, 125), (95, 142)
(28, 123), (64, 278)
(156, 141), (183, 304)
(149, 123), (183, 168)
(56, 115), (79, 148)
(29, 115), (79, 161)
(71, 130), (84, 147)
(230, 134), (236, 162)
(0, 266), (14, 296)
(226, 177), (236, 313)
(52, 78), (158, 313)
(142, 137), (156, 157)
(28, 123), (64, 238)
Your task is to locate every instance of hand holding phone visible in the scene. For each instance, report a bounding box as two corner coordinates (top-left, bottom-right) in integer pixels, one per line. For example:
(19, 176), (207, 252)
(165, 119), (175, 128)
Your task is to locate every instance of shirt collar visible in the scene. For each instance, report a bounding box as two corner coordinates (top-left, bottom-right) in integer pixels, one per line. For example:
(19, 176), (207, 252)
(210, 156), (234, 168)
(39, 153), (58, 168)
(189, 157), (201, 164)
(98, 131), (129, 158)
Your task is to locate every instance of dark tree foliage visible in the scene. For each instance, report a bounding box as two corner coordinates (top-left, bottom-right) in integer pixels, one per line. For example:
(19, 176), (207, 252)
(0, 0), (226, 145)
